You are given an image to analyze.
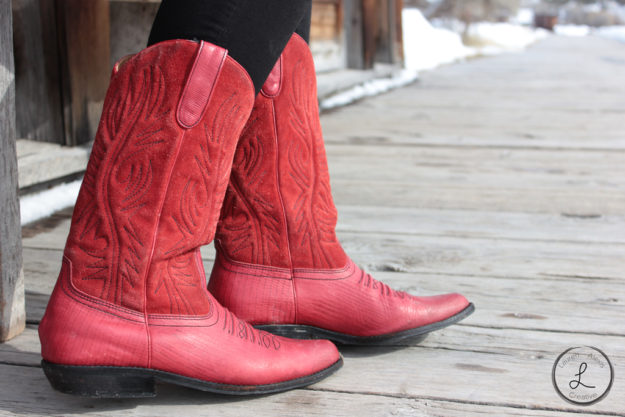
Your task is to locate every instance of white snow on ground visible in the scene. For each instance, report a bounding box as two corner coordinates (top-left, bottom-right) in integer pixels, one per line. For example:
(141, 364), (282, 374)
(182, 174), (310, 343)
(402, 9), (548, 67)
(20, 180), (82, 225)
(464, 22), (550, 54)
(552, 24), (625, 42)
(402, 8), (475, 71)
(596, 25), (625, 43)
(554, 25), (591, 37)
(513, 8), (535, 25)
(320, 69), (418, 110)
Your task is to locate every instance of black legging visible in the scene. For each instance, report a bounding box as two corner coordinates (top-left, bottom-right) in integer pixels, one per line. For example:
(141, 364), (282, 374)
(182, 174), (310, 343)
(148, 0), (312, 94)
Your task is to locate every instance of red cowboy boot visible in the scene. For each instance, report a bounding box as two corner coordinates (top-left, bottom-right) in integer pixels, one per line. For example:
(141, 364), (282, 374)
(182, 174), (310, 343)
(209, 34), (474, 345)
(38, 39), (341, 398)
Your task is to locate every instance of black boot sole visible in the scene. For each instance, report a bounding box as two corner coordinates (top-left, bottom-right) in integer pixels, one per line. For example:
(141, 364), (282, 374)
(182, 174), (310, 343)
(41, 357), (343, 398)
(255, 303), (475, 346)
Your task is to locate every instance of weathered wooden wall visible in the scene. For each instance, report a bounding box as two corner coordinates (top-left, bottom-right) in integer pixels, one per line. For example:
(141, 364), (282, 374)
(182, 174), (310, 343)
(311, 0), (345, 71)
(312, 0), (343, 41)
(343, 0), (365, 69)
(55, 0), (110, 146)
(10, 0), (405, 148)
(12, 0), (110, 146)
(109, 1), (159, 67)
(0, 0), (25, 342)
(12, 0), (64, 144)
(362, 0), (403, 68)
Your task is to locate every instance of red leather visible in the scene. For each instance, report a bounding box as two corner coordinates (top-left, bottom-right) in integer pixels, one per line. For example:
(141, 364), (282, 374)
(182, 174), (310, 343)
(39, 39), (340, 386)
(216, 35), (346, 270)
(261, 56), (282, 97)
(177, 42), (228, 128)
(40, 256), (149, 367)
(210, 34), (470, 337)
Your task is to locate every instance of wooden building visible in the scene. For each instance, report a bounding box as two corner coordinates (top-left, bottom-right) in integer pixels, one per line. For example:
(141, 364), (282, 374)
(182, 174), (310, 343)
(12, 0), (404, 147)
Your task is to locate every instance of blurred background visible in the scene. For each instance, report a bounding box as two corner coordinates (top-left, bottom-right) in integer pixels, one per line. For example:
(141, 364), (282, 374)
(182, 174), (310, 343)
(10, 0), (625, 148)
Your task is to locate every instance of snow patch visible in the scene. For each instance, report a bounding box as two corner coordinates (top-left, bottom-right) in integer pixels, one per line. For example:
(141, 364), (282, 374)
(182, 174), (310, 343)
(552, 24), (625, 42)
(20, 180), (82, 225)
(554, 24), (592, 37)
(402, 9), (475, 71)
(465, 22), (550, 53)
(402, 9), (548, 72)
(596, 25), (625, 43)
(320, 69), (418, 110)
(513, 8), (535, 26)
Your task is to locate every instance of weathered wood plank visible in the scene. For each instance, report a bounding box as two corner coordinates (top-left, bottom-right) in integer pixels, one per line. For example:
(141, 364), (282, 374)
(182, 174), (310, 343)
(337, 232), (625, 281)
(326, 144), (625, 186)
(21, 209), (73, 249)
(323, 106), (625, 145)
(336, 206), (625, 244)
(343, 0), (364, 69)
(0, 0), (25, 342)
(361, 0), (378, 69)
(421, 325), (625, 359)
(4, 325), (624, 414)
(22, 205), (625, 252)
(322, 36), (625, 150)
(9, 34), (625, 416)
(378, 271), (625, 336)
(9, 320), (625, 370)
(314, 345), (625, 414)
(0, 324), (39, 365)
(331, 180), (625, 215)
(12, 0), (65, 144)
(324, 145), (625, 214)
(324, 132), (625, 151)
(16, 139), (89, 189)
(55, 0), (110, 145)
(21, 246), (625, 336)
(1, 362), (618, 417)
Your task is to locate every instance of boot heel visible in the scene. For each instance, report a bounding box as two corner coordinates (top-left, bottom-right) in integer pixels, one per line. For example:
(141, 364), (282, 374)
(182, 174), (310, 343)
(41, 360), (156, 398)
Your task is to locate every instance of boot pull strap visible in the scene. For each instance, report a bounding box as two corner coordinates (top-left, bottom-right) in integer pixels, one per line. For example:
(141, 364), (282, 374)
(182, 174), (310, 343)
(177, 41), (228, 129)
(261, 55), (282, 98)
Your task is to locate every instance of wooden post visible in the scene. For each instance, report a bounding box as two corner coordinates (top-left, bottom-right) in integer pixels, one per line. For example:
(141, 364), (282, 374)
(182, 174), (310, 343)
(0, 0), (26, 342)
(361, 0), (378, 69)
(344, 0), (365, 69)
(361, 0), (404, 68)
(56, 0), (110, 146)
(394, 0), (404, 64)
(12, 0), (65, 144)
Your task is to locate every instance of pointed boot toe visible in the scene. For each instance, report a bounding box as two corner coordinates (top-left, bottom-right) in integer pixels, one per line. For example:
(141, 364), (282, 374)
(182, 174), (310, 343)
(417, 293), (472, 325)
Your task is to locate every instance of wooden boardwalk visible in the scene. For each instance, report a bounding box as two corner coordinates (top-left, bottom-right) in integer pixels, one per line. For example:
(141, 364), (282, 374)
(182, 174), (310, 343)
(2, 35), (624, 416)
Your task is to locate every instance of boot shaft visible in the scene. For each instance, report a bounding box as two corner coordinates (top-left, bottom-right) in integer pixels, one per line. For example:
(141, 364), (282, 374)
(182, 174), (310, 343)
(64, 40), (254, 315)
(217, 34), (346, 271)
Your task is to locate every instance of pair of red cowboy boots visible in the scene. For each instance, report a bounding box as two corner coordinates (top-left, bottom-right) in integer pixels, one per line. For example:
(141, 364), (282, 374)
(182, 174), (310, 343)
(39, 34), (473, 397)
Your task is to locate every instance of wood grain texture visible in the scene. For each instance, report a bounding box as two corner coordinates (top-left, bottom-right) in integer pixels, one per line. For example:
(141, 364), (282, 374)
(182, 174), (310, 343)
(1, 362), (619, 417)
(56, 0), (110, 145)
(11, 0), (64, 144)
(3, 326), (624, 415)
(8, 35), (625, 415)
(0, 0), (25, 342)
(343, 0), (364, 69)
(21, 245), (625, 337)
(16, 139), (90, 188)
(23, 205), (624, 250)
